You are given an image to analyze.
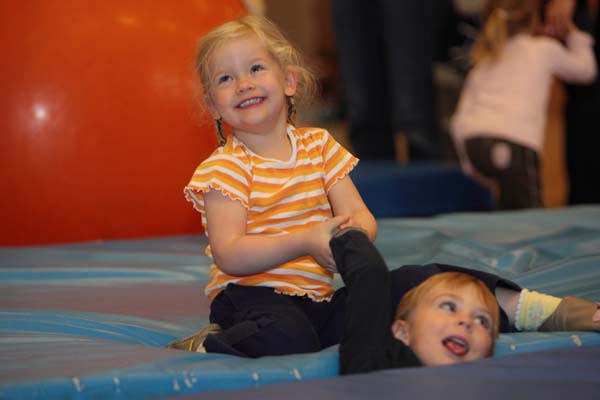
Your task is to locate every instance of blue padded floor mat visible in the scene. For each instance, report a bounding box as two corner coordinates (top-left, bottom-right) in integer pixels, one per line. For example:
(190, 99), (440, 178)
(2, 205), (600, 399)
(183, 345), (600, 400)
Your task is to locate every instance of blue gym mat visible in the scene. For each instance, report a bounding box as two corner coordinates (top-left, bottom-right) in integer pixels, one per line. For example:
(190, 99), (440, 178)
(182, 345), (600, 400)
(2, 205), (600, 399)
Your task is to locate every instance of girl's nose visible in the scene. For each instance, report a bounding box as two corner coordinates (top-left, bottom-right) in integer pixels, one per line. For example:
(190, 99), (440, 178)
(458, 317), (472, 330)
(237, 76), (255, 93)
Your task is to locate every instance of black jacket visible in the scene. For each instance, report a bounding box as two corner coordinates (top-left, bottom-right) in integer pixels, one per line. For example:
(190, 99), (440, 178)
(330, 230), (422, 375)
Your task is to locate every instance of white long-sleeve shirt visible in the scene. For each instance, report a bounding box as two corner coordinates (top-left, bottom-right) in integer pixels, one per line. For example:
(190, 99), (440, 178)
(451, 30), (596, 164)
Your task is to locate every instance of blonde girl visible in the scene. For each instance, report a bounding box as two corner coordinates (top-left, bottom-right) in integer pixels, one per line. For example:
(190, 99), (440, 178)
(168, 16), (376, 357)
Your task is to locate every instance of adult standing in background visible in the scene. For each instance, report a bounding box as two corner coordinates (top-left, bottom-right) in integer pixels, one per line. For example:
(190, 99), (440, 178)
(331, 0), (442, 161)
(545, 0), (600, 203)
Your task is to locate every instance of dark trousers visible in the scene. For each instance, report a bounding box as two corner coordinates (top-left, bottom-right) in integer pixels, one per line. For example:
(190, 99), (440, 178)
(331, 0), (440, 160)
(566, 74), (600, 204)
(567, 0), (600, 204)
(204, 284), (346, 357)
(465, 137), (542, 210)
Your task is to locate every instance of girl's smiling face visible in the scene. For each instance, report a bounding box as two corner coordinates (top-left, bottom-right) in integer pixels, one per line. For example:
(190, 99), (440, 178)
(206, 33), (297, 137)
(392, 283), (495, 366)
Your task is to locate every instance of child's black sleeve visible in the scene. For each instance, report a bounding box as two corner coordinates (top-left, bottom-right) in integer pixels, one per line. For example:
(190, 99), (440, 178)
(330, 229), (399, 374)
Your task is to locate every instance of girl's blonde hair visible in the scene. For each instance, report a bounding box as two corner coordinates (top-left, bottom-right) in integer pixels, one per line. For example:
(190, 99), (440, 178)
(395, 272), (500, 354)
(195, 16), (318, 145)
(470, 0), (538, 64)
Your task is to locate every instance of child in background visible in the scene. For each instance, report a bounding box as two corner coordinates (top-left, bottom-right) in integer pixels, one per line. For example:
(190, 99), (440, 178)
(450, 0), (596, 209)
(167, 16), (376, 357)
(331, 228), (600, 374)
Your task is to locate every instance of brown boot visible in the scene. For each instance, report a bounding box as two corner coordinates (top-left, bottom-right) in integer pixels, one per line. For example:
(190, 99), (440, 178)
(166, 323), (222, 352)
(538, 296), (600, 332)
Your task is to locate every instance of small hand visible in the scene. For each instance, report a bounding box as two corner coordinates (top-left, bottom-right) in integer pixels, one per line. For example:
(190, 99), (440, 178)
(543, 0), (576, 40)
(305, 215), (349, 272)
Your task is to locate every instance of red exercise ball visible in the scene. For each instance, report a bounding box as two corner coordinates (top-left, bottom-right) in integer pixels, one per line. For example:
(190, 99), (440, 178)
(0, 1), (246, 245)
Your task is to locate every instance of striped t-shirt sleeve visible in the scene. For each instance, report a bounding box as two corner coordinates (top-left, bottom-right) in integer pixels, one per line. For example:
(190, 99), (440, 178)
(320, 129), (359, 191)
(184, 147), (252, 220)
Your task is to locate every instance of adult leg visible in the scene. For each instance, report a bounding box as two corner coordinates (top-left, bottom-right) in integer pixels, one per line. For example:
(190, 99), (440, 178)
(566, 83), (600, 204)
(331, 0), (394, 159)
(380, 0), (441, 160)
(567, 0), (600, 203)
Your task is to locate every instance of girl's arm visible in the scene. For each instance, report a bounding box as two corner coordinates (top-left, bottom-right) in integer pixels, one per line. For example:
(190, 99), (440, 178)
(327, 175), (378, 241)
(549, 25), (597, 83)
(204, 188), (348, 276)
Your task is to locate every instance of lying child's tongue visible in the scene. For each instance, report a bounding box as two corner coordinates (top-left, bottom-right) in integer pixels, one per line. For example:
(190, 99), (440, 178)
(442, 337), (469, 356)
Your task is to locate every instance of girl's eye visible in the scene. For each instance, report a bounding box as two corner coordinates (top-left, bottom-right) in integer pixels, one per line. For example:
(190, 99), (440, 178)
(440, 301), (456, 312)
(217, 75), (232, 84)
(250, 64), (265, 73)
(474, 316), (491, 329)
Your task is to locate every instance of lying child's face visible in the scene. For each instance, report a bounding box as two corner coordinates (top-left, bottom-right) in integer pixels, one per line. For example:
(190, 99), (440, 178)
(392, 283), (494, 366)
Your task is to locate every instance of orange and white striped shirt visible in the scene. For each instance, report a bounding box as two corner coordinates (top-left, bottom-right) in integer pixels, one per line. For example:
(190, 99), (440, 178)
(184, 125), (358, 302)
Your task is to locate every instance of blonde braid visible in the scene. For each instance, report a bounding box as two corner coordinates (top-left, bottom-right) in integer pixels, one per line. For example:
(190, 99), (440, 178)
(214, 118), (226, 146)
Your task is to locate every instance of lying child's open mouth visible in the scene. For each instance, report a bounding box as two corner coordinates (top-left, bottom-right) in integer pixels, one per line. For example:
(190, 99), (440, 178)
(442, 336), (469, 356)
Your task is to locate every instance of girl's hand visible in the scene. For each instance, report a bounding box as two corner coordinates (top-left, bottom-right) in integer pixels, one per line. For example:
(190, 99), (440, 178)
(305, 215), (349, 272)
(543, 0), (576, 40)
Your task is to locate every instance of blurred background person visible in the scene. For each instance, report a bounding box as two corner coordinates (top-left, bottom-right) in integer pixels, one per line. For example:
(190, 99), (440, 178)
(544, 0), (600, 204)
(450, 0), (596, 209)
(330, 0), (442, 161)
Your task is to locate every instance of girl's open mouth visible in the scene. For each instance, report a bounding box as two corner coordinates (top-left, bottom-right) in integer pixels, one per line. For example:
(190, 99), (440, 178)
(442, 336), (469, 356)
(238, 97), (264, 108)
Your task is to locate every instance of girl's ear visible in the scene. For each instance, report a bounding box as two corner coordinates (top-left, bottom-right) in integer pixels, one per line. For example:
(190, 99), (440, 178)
(391, 319), (411, 346)
(284, 66), (298, 97)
